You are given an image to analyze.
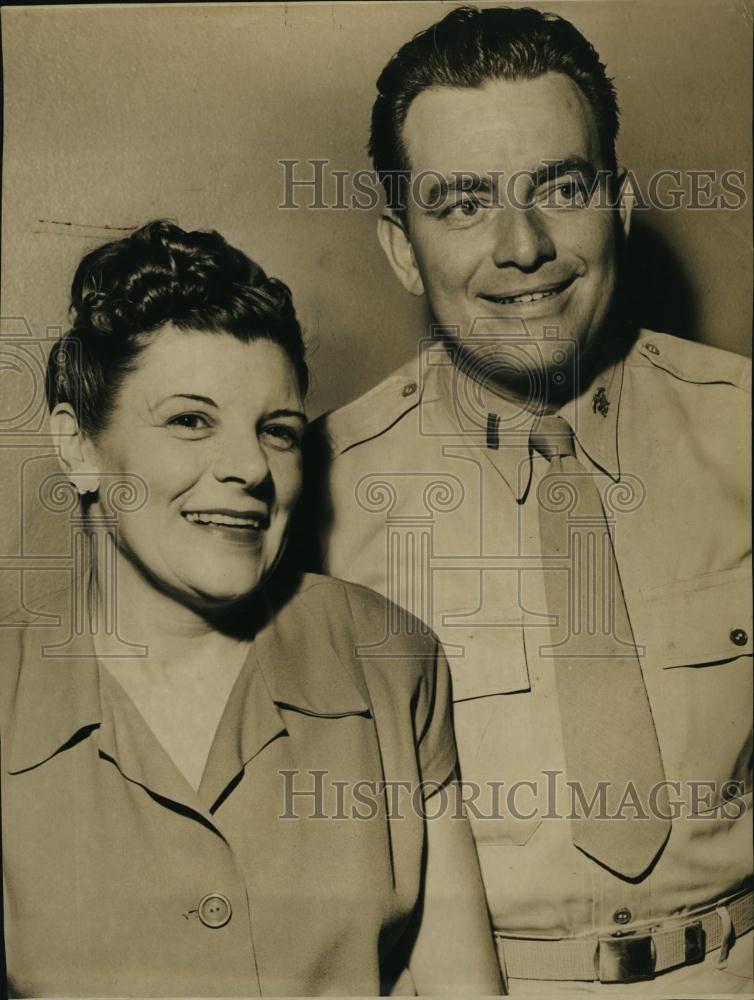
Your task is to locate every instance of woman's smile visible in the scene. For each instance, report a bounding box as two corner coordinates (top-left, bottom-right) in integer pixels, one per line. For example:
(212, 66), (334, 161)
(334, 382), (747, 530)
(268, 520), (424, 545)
(181, 507), (270, 546)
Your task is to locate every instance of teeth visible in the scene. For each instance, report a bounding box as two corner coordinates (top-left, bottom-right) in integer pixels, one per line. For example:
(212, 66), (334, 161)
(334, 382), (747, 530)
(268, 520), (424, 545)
(185, 512), (262, 528)
(495, 289), (558, 305)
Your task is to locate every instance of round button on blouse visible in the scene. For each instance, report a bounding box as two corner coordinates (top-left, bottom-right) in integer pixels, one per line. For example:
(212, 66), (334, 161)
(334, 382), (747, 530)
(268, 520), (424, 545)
(401, 382), (418, 397)
(730, 628), (748, 647)
(197, 893), (232, 929)
(613, 906), (632, 925)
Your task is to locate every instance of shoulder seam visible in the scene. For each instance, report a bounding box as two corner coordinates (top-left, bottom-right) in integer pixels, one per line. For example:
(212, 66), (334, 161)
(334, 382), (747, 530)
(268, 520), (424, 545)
(629, 333), (751, 393)
(324, 378), (422, 456)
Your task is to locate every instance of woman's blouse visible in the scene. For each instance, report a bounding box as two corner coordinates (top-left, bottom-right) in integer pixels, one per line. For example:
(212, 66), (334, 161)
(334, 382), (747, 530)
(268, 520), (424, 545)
(1, 573), (457, 997)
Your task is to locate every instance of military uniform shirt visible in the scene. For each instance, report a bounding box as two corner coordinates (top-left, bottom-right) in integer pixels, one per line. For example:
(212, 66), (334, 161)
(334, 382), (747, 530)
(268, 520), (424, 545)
(313, 330), (752, 940)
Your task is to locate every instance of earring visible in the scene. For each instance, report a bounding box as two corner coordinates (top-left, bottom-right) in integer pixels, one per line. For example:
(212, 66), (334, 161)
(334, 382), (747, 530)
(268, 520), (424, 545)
(70, 477), (100, 496)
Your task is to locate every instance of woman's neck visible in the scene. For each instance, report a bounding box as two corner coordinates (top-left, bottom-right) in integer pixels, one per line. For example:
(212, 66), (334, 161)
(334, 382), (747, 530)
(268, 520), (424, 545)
(86, 536), (255, 669)
(85, 540), (254, 793)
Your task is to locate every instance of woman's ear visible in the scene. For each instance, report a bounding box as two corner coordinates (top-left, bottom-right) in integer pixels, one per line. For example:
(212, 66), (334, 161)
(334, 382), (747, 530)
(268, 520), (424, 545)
(49, 404), (100, 496)
(377, 212), (425, 297)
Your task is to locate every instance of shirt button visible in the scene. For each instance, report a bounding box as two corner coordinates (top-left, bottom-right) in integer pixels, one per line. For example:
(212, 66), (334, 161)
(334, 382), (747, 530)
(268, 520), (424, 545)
(730, 628), (748, 647)
(197, 893), (232, 928)
(613, 906), (632, 925)
(401, 381), (418, 397)
(645, 343), (660, 355)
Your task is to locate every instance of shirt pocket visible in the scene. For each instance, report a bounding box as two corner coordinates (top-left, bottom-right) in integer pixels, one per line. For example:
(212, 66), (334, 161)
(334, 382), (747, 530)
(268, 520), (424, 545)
(637, 565), (752, 669)
(635, 565), (752, 814)
(436, 611), (531, 701)
(441, 616), (542, 847)
(453, 692), (543, 847)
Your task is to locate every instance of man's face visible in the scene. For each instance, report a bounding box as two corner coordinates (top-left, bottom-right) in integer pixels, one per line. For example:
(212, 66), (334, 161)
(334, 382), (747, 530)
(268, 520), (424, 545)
(385, 72), (628, 393)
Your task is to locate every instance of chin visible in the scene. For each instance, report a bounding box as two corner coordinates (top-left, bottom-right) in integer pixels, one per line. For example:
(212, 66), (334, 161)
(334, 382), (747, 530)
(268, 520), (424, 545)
(204, 576), (265, 603)
(175, 567), (267, 610)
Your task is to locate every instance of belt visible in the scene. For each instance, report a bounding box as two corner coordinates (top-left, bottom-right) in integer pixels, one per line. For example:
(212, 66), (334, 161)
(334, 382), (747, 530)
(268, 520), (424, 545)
(496, 888), (754, 983)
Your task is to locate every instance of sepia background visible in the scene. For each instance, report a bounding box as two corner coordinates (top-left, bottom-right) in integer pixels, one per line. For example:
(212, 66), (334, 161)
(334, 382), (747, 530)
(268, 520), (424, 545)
(0, 1), (751, 598)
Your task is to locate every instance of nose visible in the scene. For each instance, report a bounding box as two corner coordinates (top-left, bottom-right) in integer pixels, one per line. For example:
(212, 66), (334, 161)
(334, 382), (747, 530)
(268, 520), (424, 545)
(491, 206), (556, 271)
(212, 429), (270, 489)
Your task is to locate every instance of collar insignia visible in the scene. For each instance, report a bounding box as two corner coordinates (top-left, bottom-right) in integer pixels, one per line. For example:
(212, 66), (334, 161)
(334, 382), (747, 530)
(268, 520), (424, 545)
(592, 386), (610, 417)
(486, 412), (501, 449)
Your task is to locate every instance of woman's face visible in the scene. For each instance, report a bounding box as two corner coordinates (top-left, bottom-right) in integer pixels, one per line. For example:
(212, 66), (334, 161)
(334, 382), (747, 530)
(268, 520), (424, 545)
(85, 326), (306, 610)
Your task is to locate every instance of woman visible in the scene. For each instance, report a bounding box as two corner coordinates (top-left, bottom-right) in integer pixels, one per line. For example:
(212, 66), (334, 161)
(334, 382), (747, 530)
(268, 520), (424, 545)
(1, 221), (502, 997)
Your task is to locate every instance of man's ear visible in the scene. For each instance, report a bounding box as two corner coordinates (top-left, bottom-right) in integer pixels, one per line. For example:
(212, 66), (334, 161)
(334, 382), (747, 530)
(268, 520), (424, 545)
(615, 166), (633, 239)
(49, 403), (100, 496)
(377, 212), (425, 297)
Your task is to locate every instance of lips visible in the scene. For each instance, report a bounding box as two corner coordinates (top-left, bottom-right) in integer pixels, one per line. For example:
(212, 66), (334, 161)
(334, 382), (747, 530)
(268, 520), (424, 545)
(480, 276), (575, 306)
(181, 509), (270, 530)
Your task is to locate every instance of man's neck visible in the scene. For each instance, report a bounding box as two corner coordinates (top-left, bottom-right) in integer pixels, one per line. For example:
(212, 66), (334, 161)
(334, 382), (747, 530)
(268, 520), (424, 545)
(441, 319), (635, 415)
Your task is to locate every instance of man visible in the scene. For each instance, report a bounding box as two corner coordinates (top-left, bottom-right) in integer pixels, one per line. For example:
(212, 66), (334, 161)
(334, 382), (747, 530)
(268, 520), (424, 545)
(307, 6), (752, 994)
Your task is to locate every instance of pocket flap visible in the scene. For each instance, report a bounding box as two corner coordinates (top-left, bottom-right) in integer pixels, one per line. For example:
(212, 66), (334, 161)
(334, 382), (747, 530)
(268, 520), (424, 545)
(437, 613), (531, 700)
(637, 566), (752, 669)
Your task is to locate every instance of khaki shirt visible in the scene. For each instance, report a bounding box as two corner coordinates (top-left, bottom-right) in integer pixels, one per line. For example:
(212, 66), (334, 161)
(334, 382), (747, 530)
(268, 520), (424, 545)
(1, 573), (456, 997)
(313, 330), (752, 939)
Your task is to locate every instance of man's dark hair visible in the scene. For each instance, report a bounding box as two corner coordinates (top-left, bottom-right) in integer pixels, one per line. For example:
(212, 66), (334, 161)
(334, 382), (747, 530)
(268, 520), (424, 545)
(370, 5), (620, 212)
(46, 219), (308, 436)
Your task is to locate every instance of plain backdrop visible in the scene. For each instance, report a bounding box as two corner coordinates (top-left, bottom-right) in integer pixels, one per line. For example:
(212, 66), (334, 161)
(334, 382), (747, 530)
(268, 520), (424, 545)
(0, 1), (751, 590)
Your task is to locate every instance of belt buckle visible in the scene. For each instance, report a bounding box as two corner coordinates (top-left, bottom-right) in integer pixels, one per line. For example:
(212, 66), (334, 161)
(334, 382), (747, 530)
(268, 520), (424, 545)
(684, 920), (706, 966)
(598, 933), (655, 983)
(597, 920), (706, 983)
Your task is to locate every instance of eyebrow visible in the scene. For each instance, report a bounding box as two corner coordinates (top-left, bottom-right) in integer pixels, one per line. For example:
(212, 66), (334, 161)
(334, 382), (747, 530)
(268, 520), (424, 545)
(157, 397), (307, 424)
(160, 393), (217, 407)
(266, 408), (308, 424)
(529, 156), (598, 188)
(423, 174), (496, 205)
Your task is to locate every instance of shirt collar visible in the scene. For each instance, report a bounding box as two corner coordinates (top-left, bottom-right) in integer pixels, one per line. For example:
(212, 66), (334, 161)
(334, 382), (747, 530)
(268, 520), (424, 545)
(199, 576), (373, 811)
(558, 356), (623, 483)
(252, 576), (371, 718)
(7, 571), (370, 778)
(7, 590), (103, 774)
(423, 342), (623, 501)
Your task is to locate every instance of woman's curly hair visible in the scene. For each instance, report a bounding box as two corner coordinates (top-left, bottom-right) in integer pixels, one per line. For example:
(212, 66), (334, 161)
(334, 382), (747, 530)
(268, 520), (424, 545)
(45, 220), (308, 435)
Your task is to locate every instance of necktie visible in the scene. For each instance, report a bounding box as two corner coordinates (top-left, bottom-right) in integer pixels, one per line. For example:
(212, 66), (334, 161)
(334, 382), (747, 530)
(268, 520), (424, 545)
(530, 415), (670, 878)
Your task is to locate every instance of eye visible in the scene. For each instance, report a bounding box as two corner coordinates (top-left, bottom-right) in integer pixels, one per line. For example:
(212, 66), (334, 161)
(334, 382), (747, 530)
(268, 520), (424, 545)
(166, 412), (212, 434)
(261, 423), (302, 451)
(439, 192), (491, 227)
(537, 177), (589, 210)
(457, 195), (480, 217)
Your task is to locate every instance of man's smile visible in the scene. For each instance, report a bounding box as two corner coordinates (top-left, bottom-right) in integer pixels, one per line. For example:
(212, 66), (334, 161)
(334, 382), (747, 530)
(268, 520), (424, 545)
(478, 276), (576, 307)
